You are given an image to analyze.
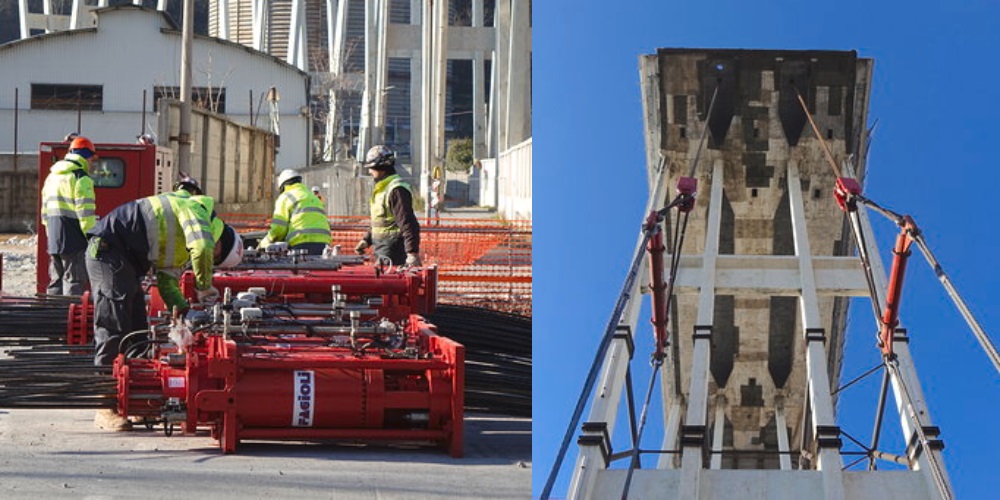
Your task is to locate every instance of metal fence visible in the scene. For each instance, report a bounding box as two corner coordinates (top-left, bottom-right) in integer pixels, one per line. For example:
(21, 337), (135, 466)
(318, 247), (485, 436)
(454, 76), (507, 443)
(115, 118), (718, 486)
(223, 214), (532, 317)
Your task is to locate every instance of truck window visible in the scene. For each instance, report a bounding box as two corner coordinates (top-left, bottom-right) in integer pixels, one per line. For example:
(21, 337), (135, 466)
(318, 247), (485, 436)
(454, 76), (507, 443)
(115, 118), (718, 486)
(91, 157), (125, 188)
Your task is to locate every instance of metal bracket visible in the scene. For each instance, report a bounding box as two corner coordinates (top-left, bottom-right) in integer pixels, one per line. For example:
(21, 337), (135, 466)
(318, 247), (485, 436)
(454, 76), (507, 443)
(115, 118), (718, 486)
(892, 327), (910, 344)
(806, 328), (826, 344)
(815, 425), (842, 449)
(693, 325), (712, 341)
(907, 426), (945, 461)
(681, 424), (707, 446)
(614, 325), (635, 359)
(578, 421), (612, 467)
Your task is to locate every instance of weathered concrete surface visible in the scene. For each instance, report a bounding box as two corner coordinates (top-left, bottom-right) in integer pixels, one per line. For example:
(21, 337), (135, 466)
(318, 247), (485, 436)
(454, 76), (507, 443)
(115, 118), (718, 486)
(0, 409), (530, 499)
(642, 49), (872, 467)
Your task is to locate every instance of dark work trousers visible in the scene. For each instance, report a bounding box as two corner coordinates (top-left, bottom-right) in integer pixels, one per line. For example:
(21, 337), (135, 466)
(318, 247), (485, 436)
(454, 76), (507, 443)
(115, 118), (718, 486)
(47, 250), (88, 295)
(291, 242), (328, 256)
(372, 234), (406, 266)
(85, 241), (148, 366)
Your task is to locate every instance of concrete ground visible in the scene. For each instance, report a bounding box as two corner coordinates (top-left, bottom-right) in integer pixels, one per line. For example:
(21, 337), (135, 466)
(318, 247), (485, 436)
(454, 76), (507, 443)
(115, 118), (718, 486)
(0, 409), (530, 499)
(0, 206), (531, 500)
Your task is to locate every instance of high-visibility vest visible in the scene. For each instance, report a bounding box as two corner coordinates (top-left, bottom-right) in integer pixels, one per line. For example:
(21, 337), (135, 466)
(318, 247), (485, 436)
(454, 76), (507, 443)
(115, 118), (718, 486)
(137, 193), (216, 290)
(369, 174), (412, 239)
(261, 183), (331, 247)
(41, 154), (96, 234)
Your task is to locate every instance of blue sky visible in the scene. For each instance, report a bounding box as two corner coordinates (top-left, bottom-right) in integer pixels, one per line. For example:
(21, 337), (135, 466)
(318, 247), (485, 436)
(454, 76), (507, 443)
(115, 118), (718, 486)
(533, 2), (1000, 498)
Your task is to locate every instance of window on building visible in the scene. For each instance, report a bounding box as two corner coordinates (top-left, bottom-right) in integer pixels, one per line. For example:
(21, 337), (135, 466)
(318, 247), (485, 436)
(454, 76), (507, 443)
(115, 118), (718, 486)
(153, 86), (227, 114)
(31, 84), (103, 111)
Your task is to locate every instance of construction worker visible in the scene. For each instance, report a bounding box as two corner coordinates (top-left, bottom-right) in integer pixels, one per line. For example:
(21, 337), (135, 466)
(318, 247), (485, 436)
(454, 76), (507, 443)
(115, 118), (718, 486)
(311, 186), (324, 203)
(355, 145), (421, 267)
(259, 169), (331, 255)
(86, 193), (241, 430)
(173, 171), (203, 196)
(40, 135), (98, 295)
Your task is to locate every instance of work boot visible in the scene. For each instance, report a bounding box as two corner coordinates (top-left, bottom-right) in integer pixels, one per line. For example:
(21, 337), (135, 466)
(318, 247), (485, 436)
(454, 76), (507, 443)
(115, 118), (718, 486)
(94, 409), (132, 432)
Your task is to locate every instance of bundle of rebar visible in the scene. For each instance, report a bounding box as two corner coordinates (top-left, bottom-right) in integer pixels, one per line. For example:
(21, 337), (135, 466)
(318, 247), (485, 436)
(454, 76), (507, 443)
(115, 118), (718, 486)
(0, 295), (77, 345)
(0, 345), (116, 408)
(427, 305), (531, 417)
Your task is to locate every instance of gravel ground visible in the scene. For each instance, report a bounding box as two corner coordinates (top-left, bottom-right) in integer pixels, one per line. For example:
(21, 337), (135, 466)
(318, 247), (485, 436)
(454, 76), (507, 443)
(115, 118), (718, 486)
(0, 234), (37, 296)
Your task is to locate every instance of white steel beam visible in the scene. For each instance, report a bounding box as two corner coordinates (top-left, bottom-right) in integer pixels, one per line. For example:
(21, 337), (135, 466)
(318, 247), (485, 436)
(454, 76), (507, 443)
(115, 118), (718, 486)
(472, 0), (486, 159)
(286, 0), (307, 70)
(710, 395), (726, 469)
(788, 161), (844, 500)
(567, 158), (673, 499)
(216, 0), (230, 40)
(776, 398), (793, 470)
(356, 0), (377, 159)
(432, 0), (448, 167)
(667, 255), (868, 296)
(252, 0), (266, 51)
(848, 164), (953, 498)
(419, 0), (433, 210)
(372, 0), (389, 145)
(679, 159), (725, 498)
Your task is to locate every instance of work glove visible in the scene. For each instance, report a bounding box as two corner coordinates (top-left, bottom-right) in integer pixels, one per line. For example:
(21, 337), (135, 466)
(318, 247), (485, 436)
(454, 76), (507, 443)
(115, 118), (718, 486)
(196, 286), (220, 306)
(355, 239), (370, 255)
(405, 253), (422, 268)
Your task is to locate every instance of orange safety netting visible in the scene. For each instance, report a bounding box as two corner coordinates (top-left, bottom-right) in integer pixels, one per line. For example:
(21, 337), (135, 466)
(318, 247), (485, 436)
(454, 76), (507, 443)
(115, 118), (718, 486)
(221, 214), (532, 317)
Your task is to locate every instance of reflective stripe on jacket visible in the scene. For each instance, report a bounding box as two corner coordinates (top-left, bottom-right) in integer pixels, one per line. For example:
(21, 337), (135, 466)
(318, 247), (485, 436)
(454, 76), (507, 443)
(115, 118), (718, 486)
(369, 174), (411, 239)
(261, 183), (331, 247)
(41, 154), (96, 254)
(136, 193), (216, 290)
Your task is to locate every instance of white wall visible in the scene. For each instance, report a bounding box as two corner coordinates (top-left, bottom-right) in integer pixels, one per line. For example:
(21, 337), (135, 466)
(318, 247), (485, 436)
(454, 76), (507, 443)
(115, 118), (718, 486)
(0, 5), (311, 170)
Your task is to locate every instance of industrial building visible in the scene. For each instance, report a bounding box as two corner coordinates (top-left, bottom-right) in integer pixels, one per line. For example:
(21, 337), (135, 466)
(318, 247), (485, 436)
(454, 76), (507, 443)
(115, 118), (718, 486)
(0, 5), (311, 170)
(8, 0), (533, 221)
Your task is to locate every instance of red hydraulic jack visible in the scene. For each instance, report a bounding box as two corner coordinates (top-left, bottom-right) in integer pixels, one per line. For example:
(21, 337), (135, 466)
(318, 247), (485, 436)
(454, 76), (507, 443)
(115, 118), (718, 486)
(645, 176), (697, 361)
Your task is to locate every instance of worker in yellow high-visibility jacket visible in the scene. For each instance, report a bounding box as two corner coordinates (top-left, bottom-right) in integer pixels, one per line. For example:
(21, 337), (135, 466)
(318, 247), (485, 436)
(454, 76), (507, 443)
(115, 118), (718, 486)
(355, 146), (421, 267)
(40, 136), (97, 295)
(259, 169), (331, 255)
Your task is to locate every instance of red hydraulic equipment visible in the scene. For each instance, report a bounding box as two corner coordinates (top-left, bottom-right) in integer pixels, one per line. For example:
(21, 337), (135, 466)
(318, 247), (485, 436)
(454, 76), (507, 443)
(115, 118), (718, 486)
(112, 251), (463, 456)
(645, 176), (697, 360)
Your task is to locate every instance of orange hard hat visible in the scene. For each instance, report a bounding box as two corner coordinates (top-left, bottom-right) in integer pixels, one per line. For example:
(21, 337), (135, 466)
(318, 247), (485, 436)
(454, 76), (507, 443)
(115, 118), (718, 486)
(69, 136), (96, 154)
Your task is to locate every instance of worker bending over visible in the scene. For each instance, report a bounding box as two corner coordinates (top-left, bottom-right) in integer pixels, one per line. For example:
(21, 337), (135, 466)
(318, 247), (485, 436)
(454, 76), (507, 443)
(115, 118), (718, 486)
(259, 169), (331, 255)
(355, 146), (421, 267)
(86, 193), (241, 429)
(41, 136), (98, 295)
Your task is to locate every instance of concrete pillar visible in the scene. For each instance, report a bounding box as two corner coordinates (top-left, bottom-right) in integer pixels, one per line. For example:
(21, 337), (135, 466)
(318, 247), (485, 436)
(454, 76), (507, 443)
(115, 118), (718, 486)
(472, 0), (487, 159)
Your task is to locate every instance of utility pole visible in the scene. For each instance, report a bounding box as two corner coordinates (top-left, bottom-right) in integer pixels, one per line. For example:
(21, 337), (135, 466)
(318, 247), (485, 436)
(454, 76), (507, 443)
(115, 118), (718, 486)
(178, 0), (194, 175)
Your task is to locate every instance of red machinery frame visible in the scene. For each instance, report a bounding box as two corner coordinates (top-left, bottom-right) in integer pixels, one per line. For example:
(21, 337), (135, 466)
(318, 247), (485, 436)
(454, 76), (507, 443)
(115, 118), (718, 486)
(112, 261), (462, 456)
(114, 313), (464, 457)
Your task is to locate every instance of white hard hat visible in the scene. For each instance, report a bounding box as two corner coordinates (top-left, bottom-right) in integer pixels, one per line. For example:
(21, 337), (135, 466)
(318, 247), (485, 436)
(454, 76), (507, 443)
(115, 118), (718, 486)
(276, 169), (302, 189)
(363, 145), (395, 169)
(311, 186), (320, 193)
(216, 225), (244, 269)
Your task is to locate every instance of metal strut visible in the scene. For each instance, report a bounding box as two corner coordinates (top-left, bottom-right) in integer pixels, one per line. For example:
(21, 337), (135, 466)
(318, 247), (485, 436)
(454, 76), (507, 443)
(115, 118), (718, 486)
(795, 91), (962, 500)
(544, 79), (720, 499)
(620, 358), (663, 500)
